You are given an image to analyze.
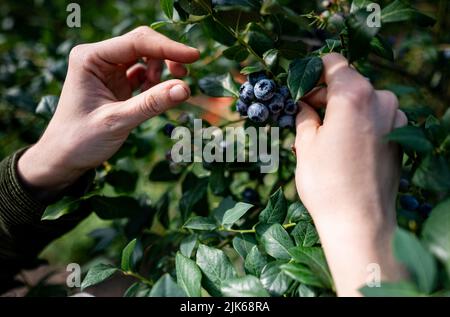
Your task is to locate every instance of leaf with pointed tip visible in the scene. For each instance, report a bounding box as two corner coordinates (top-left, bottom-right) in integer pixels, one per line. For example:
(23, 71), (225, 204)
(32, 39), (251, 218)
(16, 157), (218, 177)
(149, 273), (186, 297)
(81, 263), (118, 290)
(121, 239), (137, 272)
(176, 252), (202, 297)
(261, 223), (294, 260)
(259, 188), (287, 224)
(244, 246), (269, 277)
(196, 244), (237, 297)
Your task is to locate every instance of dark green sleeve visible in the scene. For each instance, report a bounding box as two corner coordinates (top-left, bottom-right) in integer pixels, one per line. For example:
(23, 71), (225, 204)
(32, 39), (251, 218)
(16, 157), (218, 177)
(0, 149), (92, 293)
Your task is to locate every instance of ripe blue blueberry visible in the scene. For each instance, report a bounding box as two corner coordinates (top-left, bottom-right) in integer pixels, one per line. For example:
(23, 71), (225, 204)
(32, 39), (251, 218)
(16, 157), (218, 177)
(278, 115), (295, 129)
(248, 71), (267, 86)
(254, 79), (276, 101)
(236, 100), (248, 116)
(284, 99), (298, 115)
(239, 81), (255, 103)
(278, 86), (291, 100)
(267, 93), (285, 113)
(242, 188), (259, 204)
(400, 195), (419, 211)
(418, 203), (433, 215)
(398, 178), (410, 192)
(163, 123), (175, 137)
(270, 113), (280, 124)
(248, 102), (269, 123)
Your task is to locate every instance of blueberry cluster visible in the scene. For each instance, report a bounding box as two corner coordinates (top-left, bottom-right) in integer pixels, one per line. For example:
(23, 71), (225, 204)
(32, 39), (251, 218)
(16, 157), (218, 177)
(398, 178), (433, 216)
(236, 71), (298, 129)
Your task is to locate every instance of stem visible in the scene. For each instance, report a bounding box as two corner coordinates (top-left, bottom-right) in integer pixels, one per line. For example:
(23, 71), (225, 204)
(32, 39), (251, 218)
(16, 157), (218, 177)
(123, 271), (154, 287)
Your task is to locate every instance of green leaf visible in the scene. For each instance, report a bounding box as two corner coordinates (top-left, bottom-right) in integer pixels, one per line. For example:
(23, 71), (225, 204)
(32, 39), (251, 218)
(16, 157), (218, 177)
(244, 246), (269, 277)
(212, 0), (261, 12)
(124, 282), (150, 297)
(381, 0), (435, 26)
(287, 57), (323, 102)
(412, 154), (450, 191)
(240, 65), (264, 75)
(160, 0), (174, 20)
(81, 263), (118, 290)
(213, 196), (237, 224)
(35, 95), (58, 119)
(176, 252), (202, 297)
(222, 202), (253, 226)
(350, 0), (373, 13)
(221, 275), (270, 297)
(243, 22), (274, 57)
(345, 8), (380, 62)
(179, 176), (209, 221)
(385, 126), (433, 153)
(263, 49), (279, 70)
(289, 246), (333, 289)
(223, 45), (249, 62)
(198, 73), (239, 98)
(179, 0), (210, 16)
(202, 16), (236, 46)
(296, 284), (318, 297)
(149, 273), (186, 297)
(121, 239), (137, 272)
(183, 216), (217, 231)
(259, 188), (288, 224)
(41, 196), (81, 220)
(393, 227), (437, 294)
(88, 195), (141, 220)
(286, 201), (311, 223)
(196, 244), (237, 296)
(261, 223), (294, 260)
(291, 221), (320, 247)
(280, 262), (324, 288)
(232, 234), (257, 259)
(422, 198), (450, 263)
(370, 35), (394, 61)
(150, 21), (172, 30)
(359, 281), (421, 297)
(180, 234), (198, 258)
(260, 261), (292, 296)
(149, 160), (180, 182)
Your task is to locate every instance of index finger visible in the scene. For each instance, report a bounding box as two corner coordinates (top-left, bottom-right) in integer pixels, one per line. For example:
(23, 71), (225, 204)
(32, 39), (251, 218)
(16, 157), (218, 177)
(93, 26), (200, 65)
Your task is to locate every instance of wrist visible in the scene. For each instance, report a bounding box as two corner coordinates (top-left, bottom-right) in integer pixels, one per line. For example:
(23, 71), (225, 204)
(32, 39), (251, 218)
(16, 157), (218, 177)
(312, 206), (408, 296)
(17, 142), (85, 202)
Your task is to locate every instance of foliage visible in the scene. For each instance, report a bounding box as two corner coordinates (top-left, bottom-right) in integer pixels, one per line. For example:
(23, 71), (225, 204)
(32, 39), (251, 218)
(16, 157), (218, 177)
(1, 0), (449, 297)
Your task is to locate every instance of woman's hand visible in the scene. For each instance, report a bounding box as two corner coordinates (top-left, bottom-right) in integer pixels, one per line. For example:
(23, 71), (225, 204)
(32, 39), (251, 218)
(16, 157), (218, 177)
(18, 26), (199, 199)
(295, 53), (408, 296)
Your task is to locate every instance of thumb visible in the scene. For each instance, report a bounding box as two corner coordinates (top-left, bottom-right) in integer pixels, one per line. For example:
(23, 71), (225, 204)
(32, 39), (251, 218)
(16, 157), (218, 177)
(295, 101), (321, 147)
(122, 79), (190, 127)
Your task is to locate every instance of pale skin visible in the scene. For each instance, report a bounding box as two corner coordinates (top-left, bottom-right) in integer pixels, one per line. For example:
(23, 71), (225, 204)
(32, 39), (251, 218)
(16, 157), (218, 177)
(17, 27), (407, 296)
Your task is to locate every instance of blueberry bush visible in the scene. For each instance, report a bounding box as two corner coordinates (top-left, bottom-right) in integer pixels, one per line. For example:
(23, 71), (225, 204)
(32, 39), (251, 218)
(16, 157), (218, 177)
(1, 0), (449, 297)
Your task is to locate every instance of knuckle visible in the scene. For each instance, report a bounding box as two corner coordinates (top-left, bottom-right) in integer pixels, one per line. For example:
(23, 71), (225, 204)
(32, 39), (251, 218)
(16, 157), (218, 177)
(68, 44), (96, 67)
(141, 93), (160, 117)
(130, 26), (151, 39)
(353, 80), (374, 100)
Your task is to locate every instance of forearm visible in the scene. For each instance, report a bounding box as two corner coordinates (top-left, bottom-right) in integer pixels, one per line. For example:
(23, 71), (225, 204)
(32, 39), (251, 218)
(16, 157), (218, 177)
(0, 148), (92, 293)
(314, 209), (409, 296)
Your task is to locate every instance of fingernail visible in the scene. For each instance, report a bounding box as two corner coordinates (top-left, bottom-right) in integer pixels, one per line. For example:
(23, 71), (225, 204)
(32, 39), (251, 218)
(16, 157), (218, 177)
(169, 84), (189, 102)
